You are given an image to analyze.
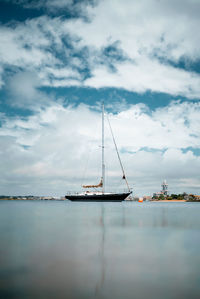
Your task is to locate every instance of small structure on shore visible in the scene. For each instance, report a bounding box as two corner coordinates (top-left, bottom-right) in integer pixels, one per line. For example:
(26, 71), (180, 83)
(153, 180), (169, 198)
(161, 180), (168, 196)
(186, 194), (200, 202)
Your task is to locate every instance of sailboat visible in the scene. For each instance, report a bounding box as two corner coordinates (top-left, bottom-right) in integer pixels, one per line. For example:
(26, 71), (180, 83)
(65, 103), (132, 202)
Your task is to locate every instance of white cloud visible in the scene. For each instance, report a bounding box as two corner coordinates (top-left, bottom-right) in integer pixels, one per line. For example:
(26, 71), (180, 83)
(0, 16), (81, 88)
(0, 101), (200, 196)
(106, 101), (200, 151)
(84, 60), (200, 98)
(0, 21), (54, 68)
(65, 0), (200, 97)
(43, 67), (81, 79)
(6, 71), (52, 109)
(1, 1), (200, 97)
(39, 66), (83, 87)
(70, 0), (200, 61)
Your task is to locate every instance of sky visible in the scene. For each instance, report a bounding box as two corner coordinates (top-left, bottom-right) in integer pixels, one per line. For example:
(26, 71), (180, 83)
(0, 0), (200, 197)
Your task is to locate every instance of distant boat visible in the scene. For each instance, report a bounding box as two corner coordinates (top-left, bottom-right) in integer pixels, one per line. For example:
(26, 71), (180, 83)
(65, 103), (132, 202)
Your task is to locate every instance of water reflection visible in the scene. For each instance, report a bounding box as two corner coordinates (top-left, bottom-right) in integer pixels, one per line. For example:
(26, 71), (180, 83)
(0, 201), (200, 299)
(95, 205), (106, 297)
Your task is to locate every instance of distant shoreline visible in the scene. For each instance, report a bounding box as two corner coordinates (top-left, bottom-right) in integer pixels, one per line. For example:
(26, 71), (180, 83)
(151, 199), (186, 202)
(0, 198), (64, 201)
(1, 198), (200, 202)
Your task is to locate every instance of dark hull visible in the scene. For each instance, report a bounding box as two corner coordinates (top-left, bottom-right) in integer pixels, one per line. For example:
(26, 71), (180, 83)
(65, 192), (131, 202)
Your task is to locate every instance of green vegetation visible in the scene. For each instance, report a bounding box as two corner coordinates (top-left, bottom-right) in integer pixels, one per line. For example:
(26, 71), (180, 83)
(152, 193), (187, 200)
(158, 194), (165, 200)
(170, 194), (185, 200)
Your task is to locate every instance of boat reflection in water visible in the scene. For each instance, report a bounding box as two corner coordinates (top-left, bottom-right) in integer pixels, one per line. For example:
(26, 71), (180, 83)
(1, 201), (200, 299)
(95, 205), (106, 297)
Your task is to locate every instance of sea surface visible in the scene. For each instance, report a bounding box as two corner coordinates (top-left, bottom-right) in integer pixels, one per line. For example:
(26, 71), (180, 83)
(0, 201), (200, 299)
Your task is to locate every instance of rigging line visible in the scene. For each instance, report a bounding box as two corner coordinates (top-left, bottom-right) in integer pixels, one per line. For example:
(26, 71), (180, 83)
(106, 113), (131, 193)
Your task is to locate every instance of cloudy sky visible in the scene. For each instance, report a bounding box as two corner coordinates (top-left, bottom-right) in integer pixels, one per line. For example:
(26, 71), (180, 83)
(0, 0), (200, 196)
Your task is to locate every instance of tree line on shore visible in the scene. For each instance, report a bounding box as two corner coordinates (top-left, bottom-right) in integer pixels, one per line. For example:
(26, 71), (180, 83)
(152, 193), (200, 201)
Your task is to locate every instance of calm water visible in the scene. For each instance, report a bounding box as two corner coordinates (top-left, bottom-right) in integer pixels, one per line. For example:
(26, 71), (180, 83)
(0, 201), (200, 299)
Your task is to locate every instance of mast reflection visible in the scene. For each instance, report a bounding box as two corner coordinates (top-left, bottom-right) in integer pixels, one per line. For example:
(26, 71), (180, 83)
(95, 204), (106, 297)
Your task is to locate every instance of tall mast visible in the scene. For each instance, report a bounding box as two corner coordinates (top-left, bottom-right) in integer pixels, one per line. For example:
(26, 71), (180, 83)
(102, 102), (105, 193)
